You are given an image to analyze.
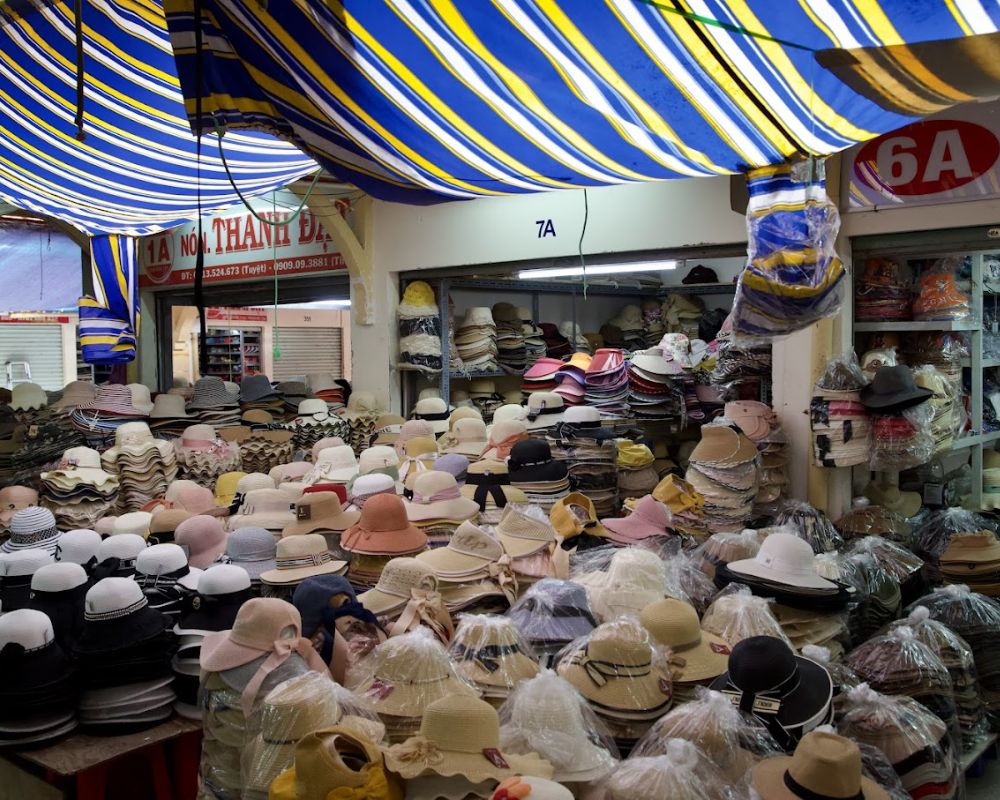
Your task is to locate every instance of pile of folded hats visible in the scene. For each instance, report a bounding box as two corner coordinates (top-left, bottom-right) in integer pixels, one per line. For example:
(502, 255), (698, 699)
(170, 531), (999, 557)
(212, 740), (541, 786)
(627, 349), (685, 420)
(342, 393), (382, 454)
(148, 393), (196, 438)
(69, 384), (148, 443)
(307, 373), (349, 411)
(492, 303), (527, 374)
(239, 375), (284, 418)
(609, 305), (646, 352)
(540, 323), (571, 359)
(912, 268), (970, 321)
(521, 309), (547, 367)
(862, 365), (934, 471)
(39, 446), (119, 529)
(938, 531), (1000, 595)
(342, 494), (428, 589)
(174, 424), (242, 484)
(100, 422), (178, 511)
(449, 614), (539, 707)
(508, 439), (570, 513)
(547, 406), (618, 517)
(455, 307), (499, 374)
(521, 358), (562, 400)
(285, 399), (352, 457)
(585, 349), (629, 417)
(72, 577), (177, 734)
(172, 564), (253, 718)
(0, 418), (81, 487)
(854, 257), (911, 321)
(0, 608), (78, 746)
(838, 684), (959, 800)
(187, 377), (241, 428)
(398, 280), (442, 373)
(275, 381), (308, 419)
(235, 430), (295, 474)
(661, 293), (704, 339)
(847, 624), (958, 734)
(724, 400), (787, 512)
(810, 355), (871, 468)
(557, 619), (673, 753)
(710, 315), (772, 387)
(684, 424), (759, 533)
(617, 442), (659, 502)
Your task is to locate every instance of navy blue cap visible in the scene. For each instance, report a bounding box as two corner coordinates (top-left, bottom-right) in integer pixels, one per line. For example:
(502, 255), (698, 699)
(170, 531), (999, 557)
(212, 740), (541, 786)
(292, 575), (357, 635)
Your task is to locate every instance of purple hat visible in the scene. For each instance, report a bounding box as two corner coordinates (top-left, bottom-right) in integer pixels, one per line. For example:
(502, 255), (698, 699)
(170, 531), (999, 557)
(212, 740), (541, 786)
(433, 454), (470, 484)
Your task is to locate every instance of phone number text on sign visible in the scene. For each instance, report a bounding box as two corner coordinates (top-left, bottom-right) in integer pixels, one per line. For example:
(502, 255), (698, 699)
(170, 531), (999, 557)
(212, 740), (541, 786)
(141, 253), (346, 288)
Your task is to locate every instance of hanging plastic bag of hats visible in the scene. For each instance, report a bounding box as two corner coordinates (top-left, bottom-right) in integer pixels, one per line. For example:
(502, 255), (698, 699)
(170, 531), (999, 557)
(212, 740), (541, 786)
(911, 507), (998, 561)
(731, 160), (845, 341)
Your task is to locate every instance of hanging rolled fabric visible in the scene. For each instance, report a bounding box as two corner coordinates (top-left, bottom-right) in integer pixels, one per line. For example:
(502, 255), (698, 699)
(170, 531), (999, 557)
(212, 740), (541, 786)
(193, 0), (208, 377)
(731, 160), (845, 341)
(78, 235), (139, 364)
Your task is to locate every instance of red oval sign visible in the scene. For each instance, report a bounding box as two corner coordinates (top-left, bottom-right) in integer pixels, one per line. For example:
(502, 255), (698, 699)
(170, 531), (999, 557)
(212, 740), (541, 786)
(856, 119), (999, 196)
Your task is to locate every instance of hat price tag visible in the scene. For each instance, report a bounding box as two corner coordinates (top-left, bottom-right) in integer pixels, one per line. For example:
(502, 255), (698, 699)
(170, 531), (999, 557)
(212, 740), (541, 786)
(482, 748), (510, 769)
(297, 506), (312, 520)
(366, 679), (395, 700)
(709, 642), (732, 656)
(721, 689), (781, 715)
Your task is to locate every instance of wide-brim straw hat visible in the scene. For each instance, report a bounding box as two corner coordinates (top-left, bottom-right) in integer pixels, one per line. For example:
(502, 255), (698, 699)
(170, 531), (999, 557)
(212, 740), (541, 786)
(689, 425), (758, 466)
(639, 599), (731, 682)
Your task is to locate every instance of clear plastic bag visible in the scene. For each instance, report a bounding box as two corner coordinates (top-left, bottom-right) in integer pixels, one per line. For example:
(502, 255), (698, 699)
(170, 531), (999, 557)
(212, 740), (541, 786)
(913, 584), (1000, 729)
(835, 551), (902, 646)
(498, 670), (619, 784)
(241, 672), (384, 800)
(693, 529), (762, 580)
(775, 501), (843, 554)
(631, 687), (781, 786)
(814, 352), (867, 393)
(846, 626), (959, 737)
(731, 161), (845, 341)
(449, 614), (540, 705)
(573, 547), (667, 623)
(913, 365), (964, 454)
(912, 258), (971, 322)
(590, 741), (728, 800)
(835, 498), (912, 545)
(860, 346), (897, 384)
(870, 402), (935, 472)
(837, 683), (962, 800)
(892, 605), (988, 747)
(659, 542), (717, 615)
(505, 578), (598, 663)
(912, 507), (997, 560)
(700, 584), (790, 647)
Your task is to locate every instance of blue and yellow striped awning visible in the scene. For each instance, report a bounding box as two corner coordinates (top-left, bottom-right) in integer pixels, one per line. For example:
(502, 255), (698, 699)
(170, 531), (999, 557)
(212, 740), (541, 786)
(0, 0), (316, 235)
(163, 0), (1000, 204)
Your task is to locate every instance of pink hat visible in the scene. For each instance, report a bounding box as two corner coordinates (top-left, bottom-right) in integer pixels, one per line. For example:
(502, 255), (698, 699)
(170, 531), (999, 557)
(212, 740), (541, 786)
(523, 358), (564, 380)
(164, 480), (217, 515)
(199, 597), (327, 714)
(395, 420), (436, 454)
(601, 495), (672, 544)
(174, 515), (228, 569)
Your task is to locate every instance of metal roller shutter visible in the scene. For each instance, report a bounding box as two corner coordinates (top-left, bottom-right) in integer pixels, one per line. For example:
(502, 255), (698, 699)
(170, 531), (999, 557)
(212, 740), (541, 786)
(271, 327), (344, 381)
(0, 324), (64, 389)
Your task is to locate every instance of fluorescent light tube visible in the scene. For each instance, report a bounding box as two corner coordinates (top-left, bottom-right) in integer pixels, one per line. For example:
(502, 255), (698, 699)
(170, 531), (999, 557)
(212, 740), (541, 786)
(516, 260), (678, 280)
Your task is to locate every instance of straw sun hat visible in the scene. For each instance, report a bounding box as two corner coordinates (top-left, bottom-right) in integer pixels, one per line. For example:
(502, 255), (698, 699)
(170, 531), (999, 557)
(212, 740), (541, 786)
(383, 694), (553, 782)
(639, 599), (731, 683)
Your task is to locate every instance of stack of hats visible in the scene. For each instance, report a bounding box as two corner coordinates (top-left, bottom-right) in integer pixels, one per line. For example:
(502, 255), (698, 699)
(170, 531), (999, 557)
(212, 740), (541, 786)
(100, 422), (178, 511)
(854, 257), (910, 321)
(307, 374), (349, 410)
(0, 609), (78, 746)
(134, 543), (201, 621)
(467, 379), (503, 421)
(492, 303), (526, 374)
(342, 494), (428, 589)
(0, 420), (77, 487)
(449, 615), (539, 707)
(495, 506), (563, 591)
(835, 498), (912, 546)
(172, 565), (253, 717)
(239, 375), (284, 417)
(811, 356), (871, 468)
(53, 380), (97, 413)
(617, 443), (659, 502)
(342, 393), (382, 454)
(411, 397), (450, 436)
(72, 578), (176, 733)
(684, 424), (759, 533)
(260, 535), (349, 596)
(553, 353), (590, 407)
(347, 628), (478, 742)
(520, 308), (547, 367)
(506, 579), (596, 664)
(398, 280), (442, 373)
(521, 358), (562, 399)
(69, 384), (148, 442)
(627, 349), (684, 420)
(187, 377), (241, 428)
(3, 507), (62, 557)
(460, 458), (526, 525)
(546, 406), (618, 516)
(711, 319), (772, 388)
(39, 446), (119, 529)
(403, 471), (479, 547)
(540, 323), (571, 359)
(610, 305), (645, 352)
(938, 531), (1000, 595)
(287, 399), (352, 456)
(661, 293), (704, 338)
(559, 321), (591, 354)
(276, 381), (309, 418)
(237, 430), (296, 474)
(524, 391), (566, 433)
(912, 269), (970, 321)
(863, 366), (934, 471)
(557, 620), (674, 752)
(456, 307), (499, 374)
(584, 349), (629, 416)
(148, 393), (196, 438)
(508, 439), (570, 513)
(912, 366), (961, 454)
(174, 424), (242, 484)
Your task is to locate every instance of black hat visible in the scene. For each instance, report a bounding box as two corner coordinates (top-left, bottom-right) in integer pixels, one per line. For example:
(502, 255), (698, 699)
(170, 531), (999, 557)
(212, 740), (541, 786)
(709, 635), (833, 751)
(699, 308), (728, 343)
(174, 564), (253, 635)
(508, 439), (568, 485)
(859, 365), (933, 411)
(73, 578), (172, 656)
(682, 265), (719, 285)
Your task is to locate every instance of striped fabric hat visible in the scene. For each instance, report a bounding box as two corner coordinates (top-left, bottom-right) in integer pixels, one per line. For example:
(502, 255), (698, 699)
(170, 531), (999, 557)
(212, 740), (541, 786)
(188, 378), (238, 410)
(79, 384), (146, 417)
(3, 507), (62, 555)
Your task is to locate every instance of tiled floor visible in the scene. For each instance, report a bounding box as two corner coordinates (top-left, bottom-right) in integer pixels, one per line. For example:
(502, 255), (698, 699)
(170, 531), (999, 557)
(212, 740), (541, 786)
(967, 756), (1000, 800)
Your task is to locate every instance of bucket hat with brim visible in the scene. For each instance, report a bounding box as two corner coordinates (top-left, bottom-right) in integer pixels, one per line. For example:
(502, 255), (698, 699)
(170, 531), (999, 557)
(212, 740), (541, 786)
(727, 533), (838, 592)
(403, 472), (479, 523)
(282, 492), (359, 536)
(342, 494), (428, 556)
(259, 535), (348, 586)
(639, 599), (730, 682)
(224, 527), (278, 580)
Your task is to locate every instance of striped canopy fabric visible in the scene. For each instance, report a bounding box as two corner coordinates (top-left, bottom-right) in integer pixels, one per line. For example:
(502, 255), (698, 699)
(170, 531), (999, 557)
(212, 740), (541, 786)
(164, 0), (1000, 204)
(0, 0), (316, 235)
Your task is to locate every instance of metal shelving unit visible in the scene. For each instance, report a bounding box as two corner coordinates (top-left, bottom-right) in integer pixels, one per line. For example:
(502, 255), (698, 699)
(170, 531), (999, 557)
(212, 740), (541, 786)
(852, 226), (1000, 510)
